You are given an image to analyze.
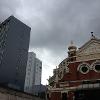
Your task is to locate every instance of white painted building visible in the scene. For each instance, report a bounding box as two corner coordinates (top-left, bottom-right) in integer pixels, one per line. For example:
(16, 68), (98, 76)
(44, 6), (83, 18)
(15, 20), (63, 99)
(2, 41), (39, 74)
(34, 58), (42, 85)
(24, 52), (42, 94)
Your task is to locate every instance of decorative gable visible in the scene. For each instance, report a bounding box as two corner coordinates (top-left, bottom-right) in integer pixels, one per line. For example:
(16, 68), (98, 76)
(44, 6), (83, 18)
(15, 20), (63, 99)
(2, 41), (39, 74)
(76, 38), (100, 61)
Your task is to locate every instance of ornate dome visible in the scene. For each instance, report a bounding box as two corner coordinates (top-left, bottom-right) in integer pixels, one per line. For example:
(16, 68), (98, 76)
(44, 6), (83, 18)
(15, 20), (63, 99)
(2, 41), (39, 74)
(68, 41), (77, 50)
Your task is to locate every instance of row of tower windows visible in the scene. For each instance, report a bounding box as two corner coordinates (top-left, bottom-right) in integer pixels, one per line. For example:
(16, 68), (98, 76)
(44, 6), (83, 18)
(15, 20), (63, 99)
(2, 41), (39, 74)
(0, 20), (10, 66)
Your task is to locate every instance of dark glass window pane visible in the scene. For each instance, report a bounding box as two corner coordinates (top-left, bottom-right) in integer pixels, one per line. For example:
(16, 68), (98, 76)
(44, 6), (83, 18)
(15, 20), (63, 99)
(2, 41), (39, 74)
(95, 65), (100, 71)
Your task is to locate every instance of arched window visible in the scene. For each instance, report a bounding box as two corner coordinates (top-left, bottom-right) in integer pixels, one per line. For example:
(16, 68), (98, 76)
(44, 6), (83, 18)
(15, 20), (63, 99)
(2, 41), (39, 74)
(92, 61), (100, 73)
(77, 63), (90, 74)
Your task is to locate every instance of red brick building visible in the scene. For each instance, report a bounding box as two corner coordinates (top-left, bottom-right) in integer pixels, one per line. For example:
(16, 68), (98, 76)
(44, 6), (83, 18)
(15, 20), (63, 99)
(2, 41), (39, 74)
(47, 34), (100, 100)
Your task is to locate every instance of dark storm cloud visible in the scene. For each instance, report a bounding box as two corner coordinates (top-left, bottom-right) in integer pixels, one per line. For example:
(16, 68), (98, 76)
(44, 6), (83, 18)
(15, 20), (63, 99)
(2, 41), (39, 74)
(0, 0), (100, 56)
(0, 0), (21, 21)
(29, 0), (100, 56)
(0, 0), (100, 53)
(0, 0), (100, 84)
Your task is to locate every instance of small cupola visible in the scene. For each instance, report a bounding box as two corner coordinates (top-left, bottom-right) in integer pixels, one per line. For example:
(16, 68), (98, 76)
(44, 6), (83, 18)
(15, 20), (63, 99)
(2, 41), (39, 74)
(68, 41), (77, 62)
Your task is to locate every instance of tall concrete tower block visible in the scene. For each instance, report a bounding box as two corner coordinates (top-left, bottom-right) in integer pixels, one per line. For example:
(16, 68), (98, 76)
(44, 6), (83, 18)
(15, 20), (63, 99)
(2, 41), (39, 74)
(0, 16), (31, 91)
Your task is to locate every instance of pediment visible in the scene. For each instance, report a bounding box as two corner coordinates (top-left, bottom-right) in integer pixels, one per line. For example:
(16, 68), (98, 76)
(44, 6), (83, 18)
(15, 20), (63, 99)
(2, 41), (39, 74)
(77, 38), (100, 56)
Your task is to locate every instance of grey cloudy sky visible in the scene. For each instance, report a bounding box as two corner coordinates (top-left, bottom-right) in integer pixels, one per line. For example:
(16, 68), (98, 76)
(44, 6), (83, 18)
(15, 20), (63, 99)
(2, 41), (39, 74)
(0, 0), (100, 84)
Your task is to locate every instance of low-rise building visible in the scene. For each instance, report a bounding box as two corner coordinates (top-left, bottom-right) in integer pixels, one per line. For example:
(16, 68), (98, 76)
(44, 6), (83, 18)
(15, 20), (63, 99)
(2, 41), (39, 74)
(0, 85), (43, 100)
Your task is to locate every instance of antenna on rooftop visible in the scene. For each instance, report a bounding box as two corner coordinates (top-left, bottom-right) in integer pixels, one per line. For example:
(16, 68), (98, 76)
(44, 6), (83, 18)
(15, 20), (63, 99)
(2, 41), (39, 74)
(91, 32), (94, 36)
(91, 32), (95, 39)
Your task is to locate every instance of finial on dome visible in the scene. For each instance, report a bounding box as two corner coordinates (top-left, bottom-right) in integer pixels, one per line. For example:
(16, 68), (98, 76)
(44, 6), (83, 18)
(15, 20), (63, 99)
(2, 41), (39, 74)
(70, 40), (74, 46)
(68, 40), (77, 50)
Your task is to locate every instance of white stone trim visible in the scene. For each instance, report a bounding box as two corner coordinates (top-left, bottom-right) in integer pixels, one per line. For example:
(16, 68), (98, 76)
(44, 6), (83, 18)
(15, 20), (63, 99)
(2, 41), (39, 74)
(91, 60), (100, 73)
(77, 63), (90, 74)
